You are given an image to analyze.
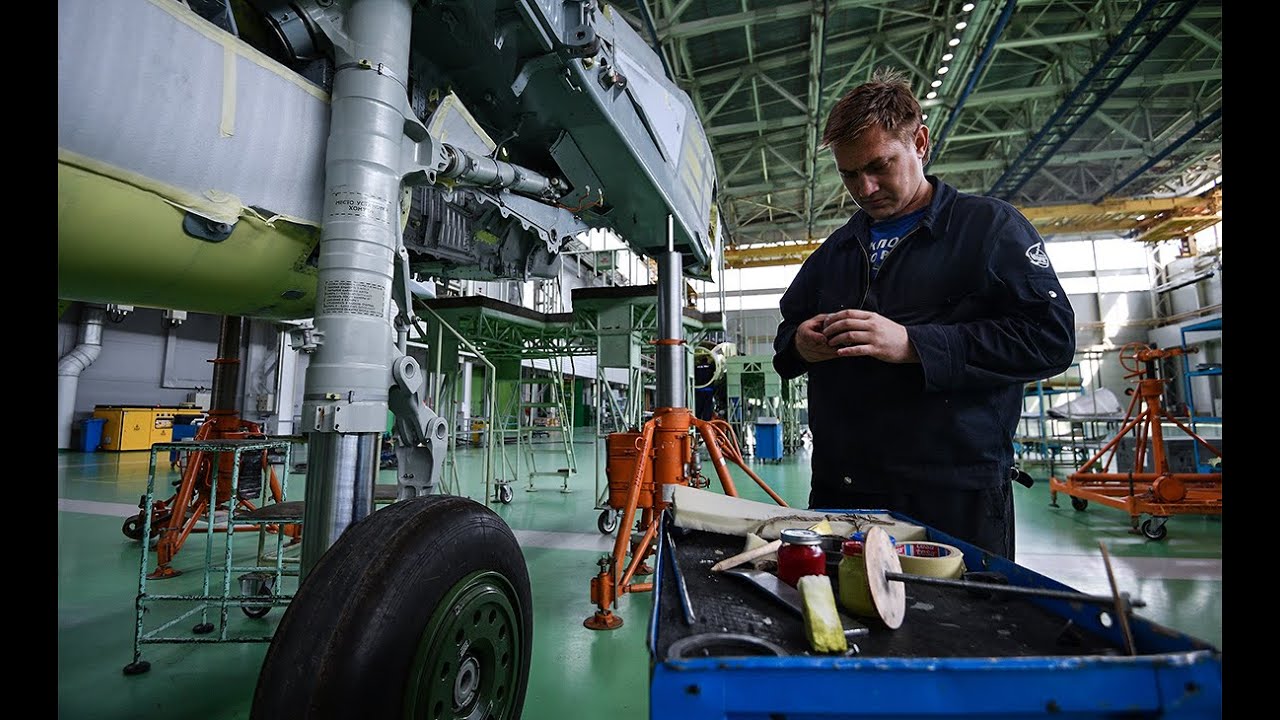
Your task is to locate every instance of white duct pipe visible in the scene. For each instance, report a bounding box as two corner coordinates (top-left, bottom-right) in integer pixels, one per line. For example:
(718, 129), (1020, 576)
(57, 305), (106, 449)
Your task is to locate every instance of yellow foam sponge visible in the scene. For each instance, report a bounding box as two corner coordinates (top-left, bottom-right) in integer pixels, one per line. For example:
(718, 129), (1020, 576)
(798, 574), (847, 654)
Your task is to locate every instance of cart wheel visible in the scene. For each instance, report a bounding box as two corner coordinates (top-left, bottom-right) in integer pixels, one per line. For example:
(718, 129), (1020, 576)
(122, 514), (145, 541)
(241, 573), (276, 619)
(597, 509), (619, 535)
(124, 512), (168, 549)
(1141, 518), (1168, 541)
(1070, 496), (1089, 512)
(242, 605), (271, 619)
(497, 484), (514, 505)
(251, 495), (532, 720)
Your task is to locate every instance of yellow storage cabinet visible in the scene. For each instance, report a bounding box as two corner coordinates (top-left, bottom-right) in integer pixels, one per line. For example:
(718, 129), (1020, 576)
(151, 408), (180, 447)
(94, 406), (185, 452)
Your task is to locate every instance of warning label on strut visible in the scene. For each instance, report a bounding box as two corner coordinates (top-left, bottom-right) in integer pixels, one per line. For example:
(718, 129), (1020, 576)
(319, 279), (386, 318)
(328, 189), (393, 226)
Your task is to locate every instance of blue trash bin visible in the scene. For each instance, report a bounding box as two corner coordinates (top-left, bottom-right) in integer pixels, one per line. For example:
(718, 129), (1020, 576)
(80, 417), (106, 453)
(169, 420), (203, 468)
(754, 417), (783, 461)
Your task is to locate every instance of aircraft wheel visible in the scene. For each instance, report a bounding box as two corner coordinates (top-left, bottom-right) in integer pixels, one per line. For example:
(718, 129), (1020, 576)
(251, 495), (532, 720)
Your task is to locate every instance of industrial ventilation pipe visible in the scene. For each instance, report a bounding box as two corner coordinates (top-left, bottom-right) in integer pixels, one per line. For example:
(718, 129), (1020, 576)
(57, 305), (106, 449)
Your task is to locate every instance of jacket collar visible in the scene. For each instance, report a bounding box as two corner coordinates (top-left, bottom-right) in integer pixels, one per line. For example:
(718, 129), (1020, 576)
(846, 175), (956, 242)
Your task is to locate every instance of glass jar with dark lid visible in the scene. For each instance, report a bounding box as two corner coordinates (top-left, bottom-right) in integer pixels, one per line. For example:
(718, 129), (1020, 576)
(776, 528), (825, 587)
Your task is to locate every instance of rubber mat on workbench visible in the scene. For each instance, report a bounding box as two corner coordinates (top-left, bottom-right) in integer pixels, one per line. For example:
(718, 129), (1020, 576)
(654, 527), (1122, 660)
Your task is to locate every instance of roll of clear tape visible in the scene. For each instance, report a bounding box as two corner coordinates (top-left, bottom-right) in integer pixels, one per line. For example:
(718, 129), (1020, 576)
(894, 541), (965, 579)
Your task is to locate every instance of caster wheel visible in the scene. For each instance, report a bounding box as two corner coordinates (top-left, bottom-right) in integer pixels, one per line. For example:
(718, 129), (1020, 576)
(122, 514), (145, 541)
(120, 507), (168, 540)
(1141, 518), (1168, 541)
(597, 509), (619, 535)
(1070, 497), (1088, 512)
(498, 484), (514, 505)
(241, 573), (275, 619)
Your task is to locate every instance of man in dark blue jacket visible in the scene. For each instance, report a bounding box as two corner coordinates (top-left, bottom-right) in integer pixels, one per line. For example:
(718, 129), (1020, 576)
(773, 68), (1075, 560)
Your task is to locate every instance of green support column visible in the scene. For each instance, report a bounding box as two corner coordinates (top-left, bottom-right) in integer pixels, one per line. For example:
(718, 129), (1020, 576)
(573, 377), (587, 427)
(494, 357), (522, 430)
(471, 366), (486, 418)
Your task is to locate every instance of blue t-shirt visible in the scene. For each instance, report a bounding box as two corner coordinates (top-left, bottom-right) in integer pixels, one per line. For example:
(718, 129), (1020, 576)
(866, 208), (925, 279)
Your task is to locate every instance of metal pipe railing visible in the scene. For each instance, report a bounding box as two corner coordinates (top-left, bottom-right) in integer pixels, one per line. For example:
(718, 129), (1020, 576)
(418, 304), (498, 505)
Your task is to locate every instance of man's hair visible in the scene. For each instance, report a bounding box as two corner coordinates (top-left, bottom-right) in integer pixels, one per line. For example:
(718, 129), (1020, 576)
(821, 66), (928, 161)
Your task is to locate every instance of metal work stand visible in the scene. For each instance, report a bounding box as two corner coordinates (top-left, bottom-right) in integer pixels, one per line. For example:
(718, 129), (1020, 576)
(123, 437), (299, 675)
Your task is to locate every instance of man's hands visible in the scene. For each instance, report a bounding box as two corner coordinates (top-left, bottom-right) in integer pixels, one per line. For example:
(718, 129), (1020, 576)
(795, 315), (841, 363)
(795, 309), (919, 364)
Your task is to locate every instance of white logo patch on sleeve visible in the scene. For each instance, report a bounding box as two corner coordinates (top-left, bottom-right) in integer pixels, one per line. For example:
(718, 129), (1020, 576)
(1026, 242), (1051, 268)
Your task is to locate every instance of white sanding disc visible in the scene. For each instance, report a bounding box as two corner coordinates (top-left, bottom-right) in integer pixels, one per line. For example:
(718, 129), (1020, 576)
(864, 526), (906, 629)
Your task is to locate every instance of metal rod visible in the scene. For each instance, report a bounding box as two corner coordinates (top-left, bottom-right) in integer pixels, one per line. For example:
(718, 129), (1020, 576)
(1099, 541), (1137, 655)
(665, 528), (696, 624)
(883, 571), (1146, 609)
(210, 316), (242, 414)
(440, 143), (560, 198)
(656, 249), (685, 408)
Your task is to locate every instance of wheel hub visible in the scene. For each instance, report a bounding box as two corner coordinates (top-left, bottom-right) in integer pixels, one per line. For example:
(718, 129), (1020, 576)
(453, 655), (480, 711)
(407, 571), (524, 720)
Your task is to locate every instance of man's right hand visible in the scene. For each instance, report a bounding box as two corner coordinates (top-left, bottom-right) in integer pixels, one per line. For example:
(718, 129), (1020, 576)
(795, 314), (840, 363)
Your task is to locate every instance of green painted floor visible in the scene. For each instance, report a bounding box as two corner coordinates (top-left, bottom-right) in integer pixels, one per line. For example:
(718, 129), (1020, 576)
(57, 435), (1222, 719)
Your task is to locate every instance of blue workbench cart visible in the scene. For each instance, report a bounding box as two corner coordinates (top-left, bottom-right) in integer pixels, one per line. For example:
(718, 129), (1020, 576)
(648, 511), (1221, 718)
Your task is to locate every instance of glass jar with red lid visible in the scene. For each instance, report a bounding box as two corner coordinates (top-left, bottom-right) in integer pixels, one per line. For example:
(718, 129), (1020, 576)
(776, 528), (826, 586)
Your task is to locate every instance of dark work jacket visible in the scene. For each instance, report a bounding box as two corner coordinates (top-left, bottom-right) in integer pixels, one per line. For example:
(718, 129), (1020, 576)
(773, 176), (1076, 495)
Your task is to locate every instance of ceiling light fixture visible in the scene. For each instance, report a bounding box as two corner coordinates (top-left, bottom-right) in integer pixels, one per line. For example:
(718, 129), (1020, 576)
(942, 53), (953, 61)
(926, 91), (938, 99)
(931, 79), (943, 88)
(948, 37), (960, 47)
(955, 21), (967, 30)
(962, 3), (974, 11)
(938, 66), (949, 74)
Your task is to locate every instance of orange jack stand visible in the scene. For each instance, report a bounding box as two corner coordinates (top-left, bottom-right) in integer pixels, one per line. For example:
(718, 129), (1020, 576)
(1049, 342), (1222, 540)
(122, 321), (301, 578)
(139, 413), (296, 579)
(584, 407), (788, 629)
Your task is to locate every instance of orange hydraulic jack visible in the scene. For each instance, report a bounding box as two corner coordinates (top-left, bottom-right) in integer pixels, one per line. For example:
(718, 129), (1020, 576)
(1049, 342), (1222, 540)
(121, 317), (300, 578)
(584, 408), (788, 629)
(585, 249), (788, 630)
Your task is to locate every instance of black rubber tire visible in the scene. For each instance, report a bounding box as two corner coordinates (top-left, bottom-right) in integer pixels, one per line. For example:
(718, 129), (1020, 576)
(597, 509), (619, 535)
(241, 605), (271, 620)
(121, 514), (145, 541)
(250, 495), (532, 720)
(498, 484), (514, 505)
(124, 511), (168, 549)
(1070, 496), (1089, 512)
(241, 579), (273, 619)
(1141, 518), (1168, 541)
